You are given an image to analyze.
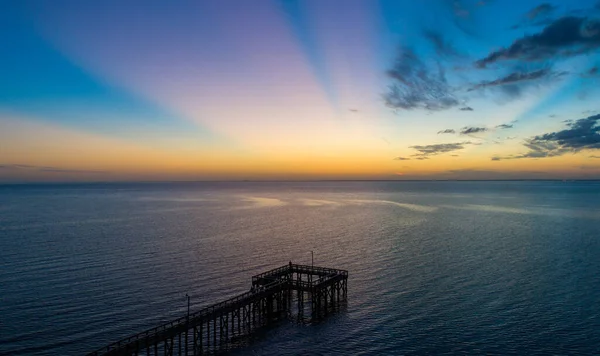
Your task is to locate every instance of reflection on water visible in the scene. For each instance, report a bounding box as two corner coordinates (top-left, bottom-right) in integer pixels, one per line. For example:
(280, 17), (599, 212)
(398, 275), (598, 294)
(1, 181), (599, 355)
(347, 199), (438, 212)
(238, 196), (288, 208)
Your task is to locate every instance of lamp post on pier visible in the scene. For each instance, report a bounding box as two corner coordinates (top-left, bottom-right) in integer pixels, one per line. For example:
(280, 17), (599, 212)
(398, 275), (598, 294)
(310, 250), (314, 268)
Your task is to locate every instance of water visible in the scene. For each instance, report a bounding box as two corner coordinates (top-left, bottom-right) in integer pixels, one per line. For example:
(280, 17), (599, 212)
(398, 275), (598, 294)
(1, 181), (599, 355)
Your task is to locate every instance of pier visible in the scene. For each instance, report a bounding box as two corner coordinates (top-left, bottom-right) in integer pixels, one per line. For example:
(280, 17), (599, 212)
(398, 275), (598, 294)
(88, 263), (348, 355)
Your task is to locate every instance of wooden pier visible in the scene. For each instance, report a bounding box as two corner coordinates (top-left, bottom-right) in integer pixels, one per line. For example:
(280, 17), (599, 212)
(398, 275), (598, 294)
(88, 263), (348, 356)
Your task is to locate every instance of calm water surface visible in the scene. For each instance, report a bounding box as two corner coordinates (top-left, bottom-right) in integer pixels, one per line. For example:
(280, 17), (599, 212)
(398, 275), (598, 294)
(1, 181), (599, 355)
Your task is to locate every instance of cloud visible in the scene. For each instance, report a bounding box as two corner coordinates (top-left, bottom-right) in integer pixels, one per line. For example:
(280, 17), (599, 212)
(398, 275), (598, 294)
(446, 0), (481, 37)
(470, 68), (559, 90)
(590, 155), (600, 158)
(0, 164), (106, 174)
(476, 16), (600, 67)
(414, 156), (430, 160)
(409, 141), (473, 156)
(460, 126), (488, 135)
(496, 124), (514, 129)
(492, 114), (600, 160)
(511, 3), (557, 29)
(394, 156), (411, 160)
(582, 65), (599, 77)
(469, 68), (566, 99)
(533, 114), (600, 149)
(423, 29), (464, 58)
(438, 129), (457, 134)
(451, 0), (470, 18)
(526, 3), (557, 21)
(459, 106), (474, 111)
(384, 48), (459, 111)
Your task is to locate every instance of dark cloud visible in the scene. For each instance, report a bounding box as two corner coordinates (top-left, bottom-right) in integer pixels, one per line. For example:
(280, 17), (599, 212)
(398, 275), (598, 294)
(460, 126), (488, 135)
(438, 129), (456, 134)
(470, 68), (557, 90)
(409, 141), (473, 156)
(470, 68), (565, 99)
(384, 48), (459, 111)
(394, 157), (411, 161)
(496, 124), (514, 129)
(0, 164), (105, 174)
(533, 114), (600, 149)
(582, 65), (599, 77)
(423, 29), (464, 58)
(492, 114), (600, 160)
(476, 16), (600, 68)
(526, 3), (557, 21)
(511, 3), (556, 29)
(446, 0), (480, 37)
(459, 106), (474, 111)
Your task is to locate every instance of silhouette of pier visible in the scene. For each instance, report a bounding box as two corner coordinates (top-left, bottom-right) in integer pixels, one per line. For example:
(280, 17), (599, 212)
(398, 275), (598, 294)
(88, 263), (348, 355)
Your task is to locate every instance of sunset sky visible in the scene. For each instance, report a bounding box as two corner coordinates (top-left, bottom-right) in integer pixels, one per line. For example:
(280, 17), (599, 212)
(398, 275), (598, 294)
(1, 0), (600, 181)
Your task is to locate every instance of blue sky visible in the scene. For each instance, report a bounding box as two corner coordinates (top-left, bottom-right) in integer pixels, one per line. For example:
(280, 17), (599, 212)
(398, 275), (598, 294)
(1, 0), (600, 181)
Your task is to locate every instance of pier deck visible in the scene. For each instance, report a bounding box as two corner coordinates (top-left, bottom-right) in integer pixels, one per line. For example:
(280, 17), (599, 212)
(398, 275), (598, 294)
(88, 263), (348, 356)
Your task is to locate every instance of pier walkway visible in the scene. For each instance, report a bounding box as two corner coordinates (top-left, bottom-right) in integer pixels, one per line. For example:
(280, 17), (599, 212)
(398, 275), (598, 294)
(88, 263), (348, 356)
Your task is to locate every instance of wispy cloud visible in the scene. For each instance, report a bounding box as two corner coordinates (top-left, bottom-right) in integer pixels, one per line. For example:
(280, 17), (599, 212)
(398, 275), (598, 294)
(393, 156), (411, 160)
(496, 124), (514, 129)
(384, 48), (459, 111)
(423, 29), (464, 58)
(526, 3), (557, 20)
(511, 3), (557, 29)
(460, 126), (488, 135)
(582, 65), (599, 77)
(410, 141), (473, 157)
(459, 106), (474, 111)
(469, 68), (565, 98)
(476, 16), (600, 68)
(471, 68), (554, 88)
(438, 129), (457, 134)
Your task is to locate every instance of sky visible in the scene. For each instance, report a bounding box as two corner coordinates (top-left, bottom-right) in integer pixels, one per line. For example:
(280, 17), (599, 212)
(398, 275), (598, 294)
(1, 0), (600, 182)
